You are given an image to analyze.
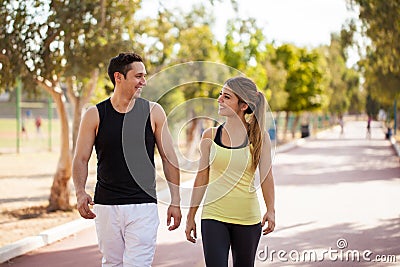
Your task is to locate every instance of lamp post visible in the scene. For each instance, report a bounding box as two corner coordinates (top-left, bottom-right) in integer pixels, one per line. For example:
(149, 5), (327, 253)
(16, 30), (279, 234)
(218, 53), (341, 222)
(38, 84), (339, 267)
(16, 78), (21, 154)
(394, 99), (397, 135)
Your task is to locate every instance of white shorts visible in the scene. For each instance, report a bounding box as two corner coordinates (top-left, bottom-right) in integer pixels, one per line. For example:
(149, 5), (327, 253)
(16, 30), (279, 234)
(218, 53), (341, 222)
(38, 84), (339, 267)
(93, 203), (160, 267)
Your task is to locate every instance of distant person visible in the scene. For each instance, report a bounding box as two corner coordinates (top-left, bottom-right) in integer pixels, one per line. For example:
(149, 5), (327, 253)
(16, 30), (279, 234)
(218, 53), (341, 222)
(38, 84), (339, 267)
(338, 115), (344, 136)
(385, 127), (392, 140)
(21, 116), (28, 139)
(35, 116), (42, 134)
(185, 76), (276, 267)
(366, 115), (372, 139)
(26, 109), (32, 119)
(72, 52), (181, 267)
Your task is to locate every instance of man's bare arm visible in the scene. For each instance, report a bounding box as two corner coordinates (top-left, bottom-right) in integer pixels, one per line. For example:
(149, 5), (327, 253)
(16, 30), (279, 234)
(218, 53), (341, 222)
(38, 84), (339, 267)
(72, 106), (98, 219)
(151, 102), (181, 230)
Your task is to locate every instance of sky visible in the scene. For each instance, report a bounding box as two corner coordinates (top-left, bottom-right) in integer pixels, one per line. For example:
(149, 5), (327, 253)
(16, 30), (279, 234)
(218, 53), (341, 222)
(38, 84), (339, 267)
(136, 0), (359, 48)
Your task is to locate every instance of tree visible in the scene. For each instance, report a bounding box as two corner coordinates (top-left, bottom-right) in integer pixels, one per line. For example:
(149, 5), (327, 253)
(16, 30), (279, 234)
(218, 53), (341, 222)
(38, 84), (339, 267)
(171, 6), (220, 152)
(344, 68), (364, 115)
(319, 33), (361, 117)
(0, 0), (143, 211)
(1, 0), (72, 211)
(346, 0), (399, 124)
(262, 44), (288, 112)
(220, 17), (267, 87)
(275, 44), (327, 137)
(138, 4), (225, 162)
(348, 0), (399, 73)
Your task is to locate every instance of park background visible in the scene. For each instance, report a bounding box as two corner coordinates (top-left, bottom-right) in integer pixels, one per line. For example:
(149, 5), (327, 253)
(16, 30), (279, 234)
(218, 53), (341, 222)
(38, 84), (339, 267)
(0, 0), (399, 256)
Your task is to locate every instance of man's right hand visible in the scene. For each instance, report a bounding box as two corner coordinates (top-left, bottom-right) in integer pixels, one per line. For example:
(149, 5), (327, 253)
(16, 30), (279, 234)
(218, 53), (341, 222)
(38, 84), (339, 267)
(76, 192), (96, 219)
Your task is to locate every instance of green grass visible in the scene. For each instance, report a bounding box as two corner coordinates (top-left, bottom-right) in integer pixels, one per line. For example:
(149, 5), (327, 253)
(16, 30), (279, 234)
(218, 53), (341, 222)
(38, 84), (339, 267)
(0, 118), (61, 153)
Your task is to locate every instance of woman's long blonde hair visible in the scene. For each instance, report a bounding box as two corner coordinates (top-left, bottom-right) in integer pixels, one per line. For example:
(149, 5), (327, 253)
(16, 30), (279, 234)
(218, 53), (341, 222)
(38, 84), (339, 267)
(225, 76), (266, 171)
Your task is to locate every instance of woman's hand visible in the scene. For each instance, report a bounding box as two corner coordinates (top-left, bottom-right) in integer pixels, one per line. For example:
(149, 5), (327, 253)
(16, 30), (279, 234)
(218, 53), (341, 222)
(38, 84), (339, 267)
(261, 210), (275, 235)
(185, 217), (197, 243)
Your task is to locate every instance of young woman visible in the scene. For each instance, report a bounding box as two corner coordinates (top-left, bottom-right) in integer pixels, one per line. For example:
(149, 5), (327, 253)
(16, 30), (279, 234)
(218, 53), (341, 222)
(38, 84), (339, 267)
(185, 76), (276, 267)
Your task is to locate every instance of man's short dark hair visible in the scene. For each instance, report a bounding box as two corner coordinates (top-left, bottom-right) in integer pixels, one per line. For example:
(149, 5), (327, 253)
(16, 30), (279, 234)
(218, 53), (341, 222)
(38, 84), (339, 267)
(107, 52), (143, 86)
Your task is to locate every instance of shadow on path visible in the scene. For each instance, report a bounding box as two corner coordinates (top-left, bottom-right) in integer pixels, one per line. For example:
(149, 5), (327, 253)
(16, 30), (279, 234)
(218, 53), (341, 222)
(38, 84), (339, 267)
(274, 137), (400, 186)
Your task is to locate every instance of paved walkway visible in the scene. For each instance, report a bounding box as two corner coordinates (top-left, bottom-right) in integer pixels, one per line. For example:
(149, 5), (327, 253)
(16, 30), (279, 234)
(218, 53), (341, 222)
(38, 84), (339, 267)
(1, 120), (400, 266)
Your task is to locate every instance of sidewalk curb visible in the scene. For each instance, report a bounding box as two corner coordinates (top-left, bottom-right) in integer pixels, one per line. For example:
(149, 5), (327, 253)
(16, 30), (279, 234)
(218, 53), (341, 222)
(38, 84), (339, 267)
(275, 138), (306, 153)
(0, 218), (94, 264)
(0, 135), (309, 264)
(389, 136), (400, 157)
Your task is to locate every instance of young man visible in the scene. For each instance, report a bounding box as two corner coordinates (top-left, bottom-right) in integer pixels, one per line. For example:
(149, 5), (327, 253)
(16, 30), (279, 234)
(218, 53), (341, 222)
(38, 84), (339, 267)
(72, 52), (181, 267)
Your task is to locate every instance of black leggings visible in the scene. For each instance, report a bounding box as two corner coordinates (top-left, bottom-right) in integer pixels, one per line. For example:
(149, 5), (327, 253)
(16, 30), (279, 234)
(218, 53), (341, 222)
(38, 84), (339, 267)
(201, 219), (261, 267)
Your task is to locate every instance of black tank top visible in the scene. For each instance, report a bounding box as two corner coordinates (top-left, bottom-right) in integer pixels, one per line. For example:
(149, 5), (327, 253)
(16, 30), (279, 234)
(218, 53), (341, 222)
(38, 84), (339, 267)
(94, 98), (156, 205)
(214, 124), (248, 149)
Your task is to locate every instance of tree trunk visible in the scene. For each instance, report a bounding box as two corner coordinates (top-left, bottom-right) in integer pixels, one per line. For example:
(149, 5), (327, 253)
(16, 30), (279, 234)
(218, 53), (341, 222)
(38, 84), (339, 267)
(291, 114), (300, 138)
(284, 111), (289, 141)
(186, 118), (198, 145)
(38, 69), (98, 211)
(71, 100), (82, 153)
(275, 111), (281, 142)
(47, 92), (72, 212)
(66, 69), (99, 154)
(185, 118), (201, 156)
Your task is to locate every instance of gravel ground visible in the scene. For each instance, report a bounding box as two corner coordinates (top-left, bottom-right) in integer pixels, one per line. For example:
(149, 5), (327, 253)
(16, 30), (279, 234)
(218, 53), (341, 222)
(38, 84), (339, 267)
(0, 151), (97, 247)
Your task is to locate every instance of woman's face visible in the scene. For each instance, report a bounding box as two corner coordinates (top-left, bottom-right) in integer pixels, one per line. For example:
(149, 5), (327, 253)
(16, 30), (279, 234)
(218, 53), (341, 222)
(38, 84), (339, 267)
(217, 85), (247, 117)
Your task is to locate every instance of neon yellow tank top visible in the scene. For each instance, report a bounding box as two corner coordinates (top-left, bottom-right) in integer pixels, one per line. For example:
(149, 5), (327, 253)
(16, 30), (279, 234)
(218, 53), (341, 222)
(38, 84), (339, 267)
(201, 139), (261, 225)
